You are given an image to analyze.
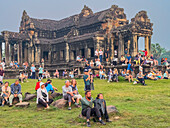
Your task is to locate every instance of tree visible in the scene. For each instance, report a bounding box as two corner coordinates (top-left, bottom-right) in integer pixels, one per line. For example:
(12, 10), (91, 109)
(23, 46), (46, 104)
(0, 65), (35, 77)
(151, 43), (166, 59)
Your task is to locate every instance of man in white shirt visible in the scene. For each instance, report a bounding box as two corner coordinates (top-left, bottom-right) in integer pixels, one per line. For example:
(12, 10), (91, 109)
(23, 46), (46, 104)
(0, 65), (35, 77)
(95, 49), (99, 59)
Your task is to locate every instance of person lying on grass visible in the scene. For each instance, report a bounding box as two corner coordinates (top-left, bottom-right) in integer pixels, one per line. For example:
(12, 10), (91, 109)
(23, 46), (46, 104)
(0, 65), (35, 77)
(37, 82), (53, 109)
(81, 91), (106, 127)
(70, 79), (82, 107)
(9, 80), (22, 107)
(62, 80), (74, 110)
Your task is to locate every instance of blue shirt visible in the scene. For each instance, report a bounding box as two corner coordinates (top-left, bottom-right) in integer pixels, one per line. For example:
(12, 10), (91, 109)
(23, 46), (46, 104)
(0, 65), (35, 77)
(45, 84), (54, 93)
(83, 75), (90, 86)
(10, 83), (21, 94)
(127, 64), (132, 70)
(127, 56), (131, 61)
(31, 67), (36, 72)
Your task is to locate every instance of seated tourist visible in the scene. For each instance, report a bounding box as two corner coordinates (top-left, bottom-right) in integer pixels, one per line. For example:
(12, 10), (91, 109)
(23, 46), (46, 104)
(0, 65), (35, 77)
(62, 80), (73, 110)
(14, 61), (19, 69)
(161, 58), (165, 65)
(1, 82), (11, 106)
(150, 54), (158, 65)
(113, 68), (119, 82)
(74, 68), (78, 77)
(37, 82), (53, 109)
(45, 79), (58, 93)
(107, 69), (113, 82)
(156, 70), (163, 79)
(9, 80), (22, 107)
(35, 79), (42, 91)
(147, 71), (157, 80)
(76, 55), (82, 62)
(10, 61), (14, 69)
(99, 69), (104, 79)
(54, 69), (59, 78)
(90, 60), (94, 67)
(63, 70), (68, 78)
(69, 71), (74, 78)
(136, 71), (147, 86)
(95, 58), (103, 69)
(45, 70), (50, 79)
(19, 71), (28, 83)
(120, 55), (125, 65)
(164, 58), (169, 66)
(121, 69), (127, 77)
(163, 70), (170, 79)
(81, 91), (106, 127)
(134, 55), (139, 65)
(94, 93), (111, 122)
(70, 79), (82, 107)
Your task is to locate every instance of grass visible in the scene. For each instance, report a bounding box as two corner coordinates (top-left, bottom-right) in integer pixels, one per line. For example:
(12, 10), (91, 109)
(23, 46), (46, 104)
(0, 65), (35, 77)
(0, 78), (170, 128)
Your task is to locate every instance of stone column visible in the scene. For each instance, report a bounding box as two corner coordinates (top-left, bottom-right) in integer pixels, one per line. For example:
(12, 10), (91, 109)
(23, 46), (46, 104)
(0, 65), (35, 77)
(24, 44), (28, 62)
(65, 42), (69, 62)
(127, 40), (130, 54)
(110, 36), (115, 60)
(131, 34), (138, 57)
(17, 40), (23, 65)
(5, 39), (10, 64)
(28, 46), (32, 64)
(10, 44), (14, 61)
(145, 36), (150, 56)
(148, 36), (151, 56)
(31, 47), (35, 63)
(48, 45), (52, 64)
(0, 42), (2, 61)
(35, 45), (41, 64)
(118, 34), (123, 59)
(85, 44), (88, 58)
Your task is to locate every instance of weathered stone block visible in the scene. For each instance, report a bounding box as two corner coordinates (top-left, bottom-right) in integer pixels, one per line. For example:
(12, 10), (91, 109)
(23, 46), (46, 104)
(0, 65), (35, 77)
(24, 92), (36, 101)
(52, 98), (67, 108)
(15, 102), (30, 107)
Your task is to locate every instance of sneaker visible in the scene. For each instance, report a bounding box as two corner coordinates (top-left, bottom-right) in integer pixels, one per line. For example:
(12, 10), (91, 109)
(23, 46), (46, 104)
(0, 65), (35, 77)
(68, 107), (71, 110)
(87, 122), (91, 127)
(99, 120), (106, 125)
(106, 119), (111, 122)
(9, 105), (13, 107)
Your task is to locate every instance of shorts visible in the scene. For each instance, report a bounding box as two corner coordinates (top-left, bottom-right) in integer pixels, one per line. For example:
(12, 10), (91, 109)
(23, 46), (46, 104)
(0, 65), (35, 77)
(39, 73), (42, 77)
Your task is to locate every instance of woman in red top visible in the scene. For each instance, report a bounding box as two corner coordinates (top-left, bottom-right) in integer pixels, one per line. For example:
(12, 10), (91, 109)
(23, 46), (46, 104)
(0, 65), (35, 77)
(35, 79), (42, 91)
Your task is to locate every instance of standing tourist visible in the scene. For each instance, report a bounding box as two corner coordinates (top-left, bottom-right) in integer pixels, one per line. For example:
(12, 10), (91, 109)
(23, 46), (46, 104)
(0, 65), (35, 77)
(31, 64), (36, 79)
(0, 66), (5, 84)
(38, 65), (44, 79)
(99, 49), (103, 63)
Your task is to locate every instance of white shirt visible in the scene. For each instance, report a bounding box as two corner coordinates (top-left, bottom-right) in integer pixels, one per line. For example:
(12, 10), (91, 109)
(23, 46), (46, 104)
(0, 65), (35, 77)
(99, 51), (103, 55)
(114, 50), (117, 55)
(95, 50), (98, 56)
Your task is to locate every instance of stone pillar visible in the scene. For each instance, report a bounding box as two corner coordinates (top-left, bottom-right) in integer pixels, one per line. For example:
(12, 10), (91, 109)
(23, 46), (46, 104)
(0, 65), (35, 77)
(17, 40), (23, 65)
(24, 45), (28, 62)
(28, 46), (32, 64)
(127, 40), (130, 54)
(110, 36), (115, 60)
(31, 47), (35, 63)
(131, 34), (138, 57)
(118, 34), (123, 59)
(35, 45), (41, 64)
(48, 45), (52, 64)
(85, 44), (88, 58)
(5, 39), (10, 64)
(145, 36), (151, 56)
(65, 43), (69, 62)
(10, 44), (14, 61)
(0, 42), (2, 61)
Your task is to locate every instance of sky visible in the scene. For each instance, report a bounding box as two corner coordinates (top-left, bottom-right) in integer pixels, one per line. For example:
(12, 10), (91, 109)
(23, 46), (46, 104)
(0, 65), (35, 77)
(0, 0), (169, 50)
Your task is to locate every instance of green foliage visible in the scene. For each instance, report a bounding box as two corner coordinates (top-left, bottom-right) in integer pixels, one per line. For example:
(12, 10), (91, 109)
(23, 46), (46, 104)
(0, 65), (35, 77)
(151, 43), (166, 59)
(0, 78), (170, 128)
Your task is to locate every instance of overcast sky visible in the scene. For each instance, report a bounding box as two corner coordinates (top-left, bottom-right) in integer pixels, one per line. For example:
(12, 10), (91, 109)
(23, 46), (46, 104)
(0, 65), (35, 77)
(0, 0), (169, 50)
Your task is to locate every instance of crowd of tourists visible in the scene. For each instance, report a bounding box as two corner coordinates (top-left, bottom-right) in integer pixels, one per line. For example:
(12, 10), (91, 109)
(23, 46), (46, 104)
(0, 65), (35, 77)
(0, 48), (169, 127)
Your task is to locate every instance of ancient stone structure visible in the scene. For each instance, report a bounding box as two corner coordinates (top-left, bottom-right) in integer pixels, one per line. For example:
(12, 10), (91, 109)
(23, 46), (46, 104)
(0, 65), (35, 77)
(0, 5), (153, 68)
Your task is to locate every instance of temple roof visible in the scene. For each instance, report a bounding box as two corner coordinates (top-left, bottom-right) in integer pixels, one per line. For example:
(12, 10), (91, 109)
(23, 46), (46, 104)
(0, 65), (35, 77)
(29, 10), (109, 31)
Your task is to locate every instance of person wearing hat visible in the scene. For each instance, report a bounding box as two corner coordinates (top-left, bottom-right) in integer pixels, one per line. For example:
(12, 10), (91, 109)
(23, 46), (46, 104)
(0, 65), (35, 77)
(37, 82), (53, 109)
(136, 71), (146, 86)
(35, 79), (42, 91)
(83, 69), (91, 91)
(62, 80), (73, 110)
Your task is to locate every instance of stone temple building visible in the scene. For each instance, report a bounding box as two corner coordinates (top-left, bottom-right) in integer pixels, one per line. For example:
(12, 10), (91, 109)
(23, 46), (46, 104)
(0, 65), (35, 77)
(0, 5), (153, 68)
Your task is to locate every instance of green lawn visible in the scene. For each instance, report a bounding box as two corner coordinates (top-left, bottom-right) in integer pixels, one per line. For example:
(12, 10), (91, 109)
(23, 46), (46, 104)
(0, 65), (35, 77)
(0, 78), (170, 128)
